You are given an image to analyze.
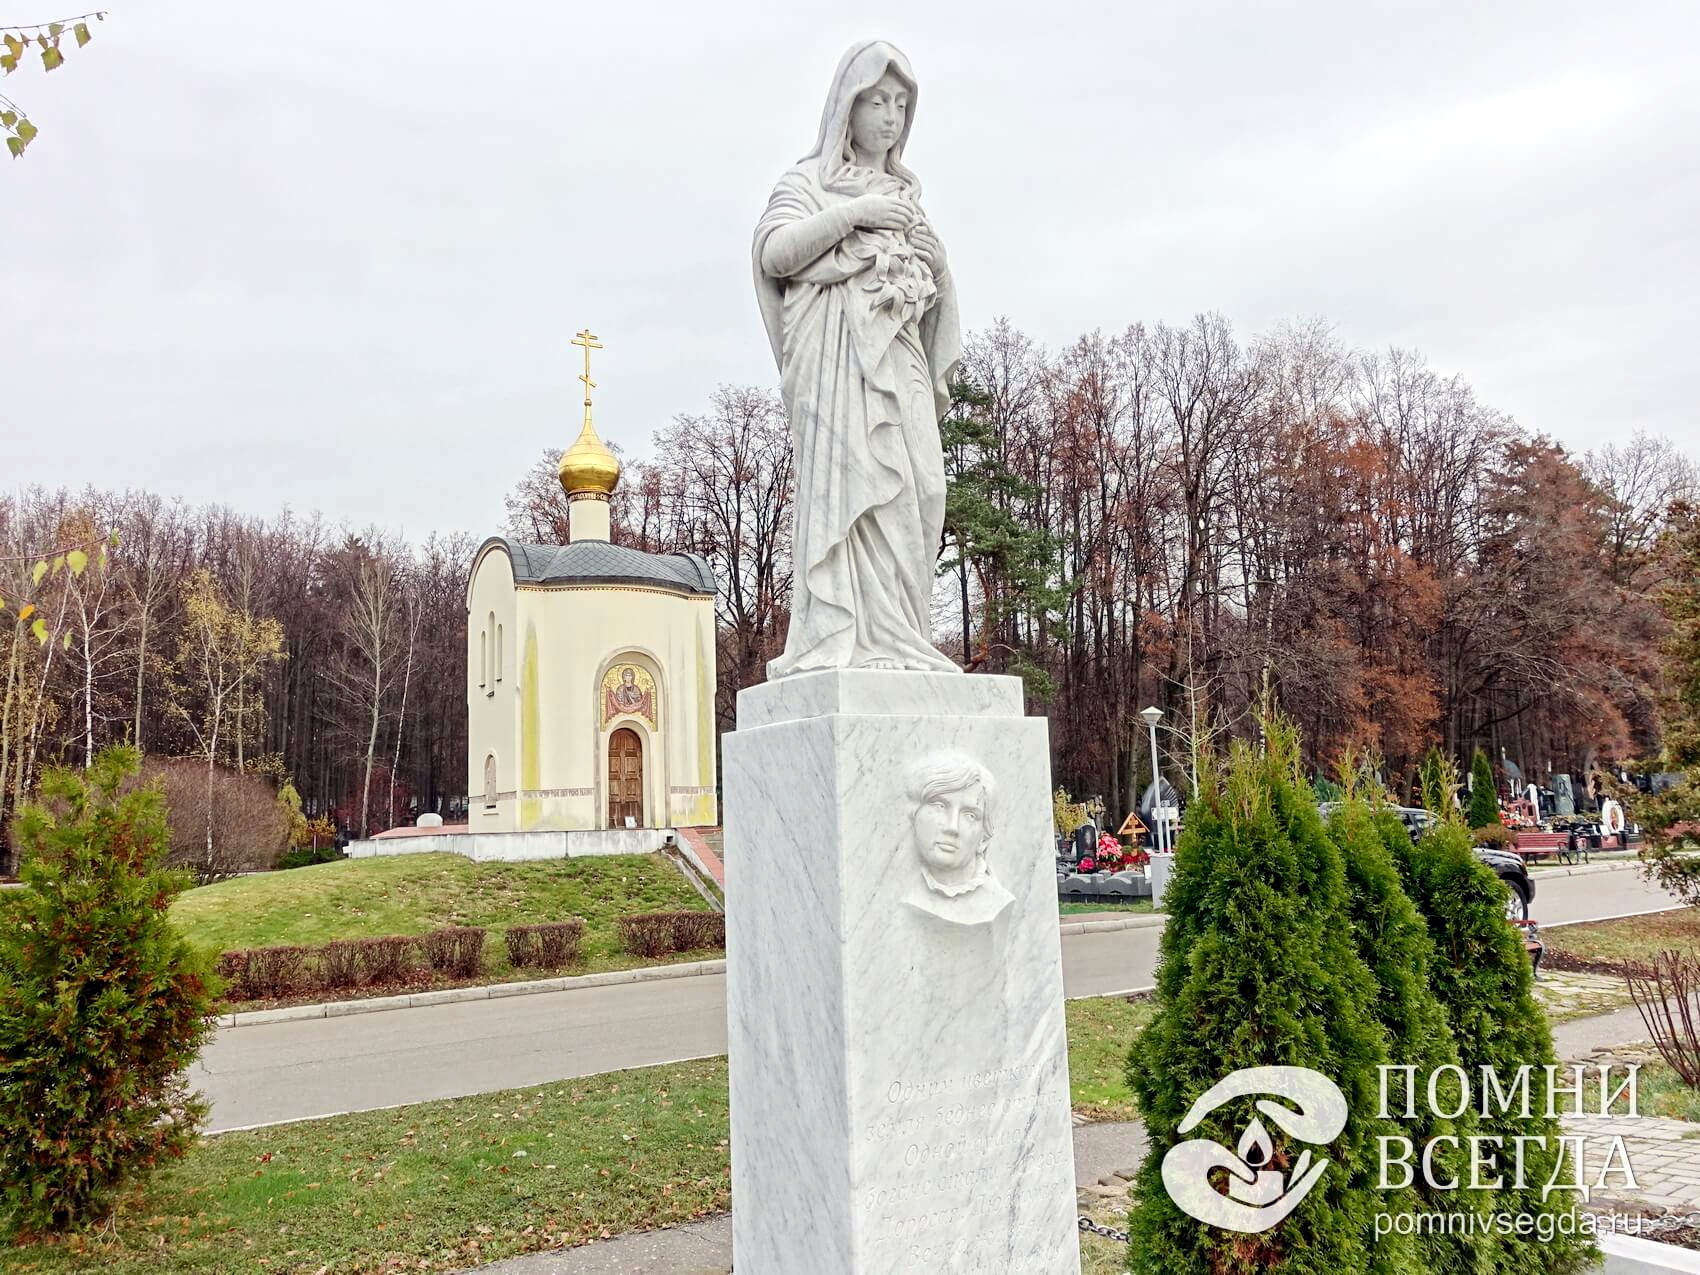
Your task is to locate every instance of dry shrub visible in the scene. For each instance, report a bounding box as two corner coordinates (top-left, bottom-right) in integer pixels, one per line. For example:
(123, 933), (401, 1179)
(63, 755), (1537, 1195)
(421, 926), (486, 979)
(505, 920), (584, 969)
(671, 911), (726, 952)
(317, 939), (365, 990)
(136, 757), (290, 883)
(214, 950), (251, 1001)
(357, 935), (417, 985)
(232, 945), (312, 999)
(616, 911), (725, 960)
(1626, 949), (1700, 1088)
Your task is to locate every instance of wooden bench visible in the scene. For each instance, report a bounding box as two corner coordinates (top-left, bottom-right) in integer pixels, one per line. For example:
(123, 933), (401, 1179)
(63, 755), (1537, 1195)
(1513, 830), (1573, 863)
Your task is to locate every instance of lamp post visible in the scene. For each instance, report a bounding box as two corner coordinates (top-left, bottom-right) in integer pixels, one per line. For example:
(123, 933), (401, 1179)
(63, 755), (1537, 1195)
(1139, 706), (1165, 854)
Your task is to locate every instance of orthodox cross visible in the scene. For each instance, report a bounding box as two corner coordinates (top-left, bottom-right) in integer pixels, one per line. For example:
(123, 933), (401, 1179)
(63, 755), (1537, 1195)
(571, 328), (603, 423)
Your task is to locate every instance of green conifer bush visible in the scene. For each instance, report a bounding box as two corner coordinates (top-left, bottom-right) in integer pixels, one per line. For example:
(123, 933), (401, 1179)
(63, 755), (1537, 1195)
(1467, 748), (1501, 829)
(1124, 724), (1422, 1274)
(0, 747), (215, 1235)
(1330, 794), (1497, 1274)
(1392, 762), (1596, 1274)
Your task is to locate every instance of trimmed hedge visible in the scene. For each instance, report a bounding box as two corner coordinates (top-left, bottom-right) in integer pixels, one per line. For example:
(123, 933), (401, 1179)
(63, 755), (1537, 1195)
(317, 938), (364, 989)
(217, 932), (437, 1000)
(217, 913), (683, 1002)
(217, 944), (313, 1000)
(422, 926), (486, 978)
(617, 911), (725, 959)
(504, 920), (585, 970)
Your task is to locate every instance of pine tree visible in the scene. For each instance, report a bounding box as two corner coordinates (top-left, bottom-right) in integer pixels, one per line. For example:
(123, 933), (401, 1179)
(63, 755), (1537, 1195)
(0, 746), (215, 1235)
(1389, 771), (1596, 1274)
(1124, 723), (1422, 1274)
(938, 377), (1071, 694)
(1466, 748), (1500, 829)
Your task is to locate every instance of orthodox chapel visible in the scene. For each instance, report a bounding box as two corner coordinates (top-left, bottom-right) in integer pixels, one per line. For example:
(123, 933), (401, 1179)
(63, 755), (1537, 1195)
(464, 330), (719, 838)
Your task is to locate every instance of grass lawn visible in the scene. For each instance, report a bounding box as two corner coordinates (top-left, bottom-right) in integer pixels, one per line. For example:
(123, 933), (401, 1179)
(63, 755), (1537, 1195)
(1, 996), (1152, 1273)
(0, 1059), (732, 1275)
(1635, 1061), (1700, 1123)
(169, 853), (713, 989)
(1058, 899), (1156, 917)
(1066, 995), (1153, 1121)
(1543, 907), (1699, 968)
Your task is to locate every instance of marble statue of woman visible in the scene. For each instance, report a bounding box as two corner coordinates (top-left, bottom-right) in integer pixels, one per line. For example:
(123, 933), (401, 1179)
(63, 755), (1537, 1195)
(753, 40), (962, 677)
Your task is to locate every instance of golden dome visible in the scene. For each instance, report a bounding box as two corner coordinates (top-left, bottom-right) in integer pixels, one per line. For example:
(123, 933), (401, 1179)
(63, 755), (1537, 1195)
(558, 417), (621, 497)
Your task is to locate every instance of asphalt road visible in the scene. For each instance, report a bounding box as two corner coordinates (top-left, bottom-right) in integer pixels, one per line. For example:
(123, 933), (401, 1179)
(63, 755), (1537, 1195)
(194, 864), (1683, 1132)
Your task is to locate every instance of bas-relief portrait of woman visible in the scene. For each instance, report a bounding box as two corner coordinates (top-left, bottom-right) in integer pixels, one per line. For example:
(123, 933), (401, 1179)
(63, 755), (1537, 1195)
(754, 40), (963, 679)
(901, 752), (1013, 930)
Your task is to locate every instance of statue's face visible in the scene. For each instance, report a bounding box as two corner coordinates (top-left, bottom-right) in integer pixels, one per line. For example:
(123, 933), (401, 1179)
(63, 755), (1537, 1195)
(849, 69), (908, 161)
(913, 781), (986, 883)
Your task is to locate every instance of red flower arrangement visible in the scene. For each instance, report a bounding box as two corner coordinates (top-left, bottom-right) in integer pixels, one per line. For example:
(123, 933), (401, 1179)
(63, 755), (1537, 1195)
(1081, 833), (1150, 873)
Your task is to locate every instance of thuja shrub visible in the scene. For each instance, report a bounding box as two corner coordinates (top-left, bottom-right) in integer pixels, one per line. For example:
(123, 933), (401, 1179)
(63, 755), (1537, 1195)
(0, 747), (215, 1235)
(1125, 723), (1424, 1275)
(1393, 762), (1596, 1274)
(505, 920), (585, 969)
(1328, 796), (1496, 1273)
(421, 926), (486, 979)
(1467, 747), (1501, 829)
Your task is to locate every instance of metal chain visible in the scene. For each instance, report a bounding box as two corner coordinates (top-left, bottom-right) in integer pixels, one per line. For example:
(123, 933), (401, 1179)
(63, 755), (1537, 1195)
(1077, 1214), (1131, 1244)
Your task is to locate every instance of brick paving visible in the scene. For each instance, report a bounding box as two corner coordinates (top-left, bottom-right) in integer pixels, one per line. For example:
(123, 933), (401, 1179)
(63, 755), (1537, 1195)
(1569, 1114), (1700, 1213)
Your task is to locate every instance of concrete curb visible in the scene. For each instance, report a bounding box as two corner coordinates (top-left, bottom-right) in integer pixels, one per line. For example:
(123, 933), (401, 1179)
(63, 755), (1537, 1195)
(1058, 914), (1167, 936)
(219, 958), (728, 1029)
(1529, 860), (1648, 880)
(1599, 1232), (1700, 1273)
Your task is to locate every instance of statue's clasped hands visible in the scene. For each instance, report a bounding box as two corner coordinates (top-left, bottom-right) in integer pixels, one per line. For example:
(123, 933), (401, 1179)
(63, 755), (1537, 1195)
(847, 193), (945, 274)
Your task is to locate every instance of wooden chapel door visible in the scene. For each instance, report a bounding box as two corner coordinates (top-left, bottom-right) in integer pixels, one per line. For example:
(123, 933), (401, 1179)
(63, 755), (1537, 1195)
(607, 728), (644, 827)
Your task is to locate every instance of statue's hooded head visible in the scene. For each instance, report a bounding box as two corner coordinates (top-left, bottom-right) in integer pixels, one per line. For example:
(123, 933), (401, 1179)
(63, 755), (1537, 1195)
(804, 40), (921, 195)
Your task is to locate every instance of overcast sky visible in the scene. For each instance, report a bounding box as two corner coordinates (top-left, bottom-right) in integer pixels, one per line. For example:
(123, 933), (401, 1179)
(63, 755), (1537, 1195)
(7, 0), (1697, 540)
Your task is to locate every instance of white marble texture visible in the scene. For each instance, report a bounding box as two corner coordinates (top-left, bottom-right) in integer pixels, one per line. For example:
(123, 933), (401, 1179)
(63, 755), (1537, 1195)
(736, 668), (1021, 729)
(754, 41), (964, 679)
(725, 671), (1080, 1274)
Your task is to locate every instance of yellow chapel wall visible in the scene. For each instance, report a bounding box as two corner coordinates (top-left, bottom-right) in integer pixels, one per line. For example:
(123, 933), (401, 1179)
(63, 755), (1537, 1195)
(513, 583), (718, 831)
(466, 548), (520, 833)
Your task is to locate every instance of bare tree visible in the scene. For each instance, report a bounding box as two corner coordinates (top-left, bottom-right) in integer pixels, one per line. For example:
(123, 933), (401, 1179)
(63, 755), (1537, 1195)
(1586, 431), (1700, 590)
(170, 568), (285, 871)
(326, 538), (403, 837)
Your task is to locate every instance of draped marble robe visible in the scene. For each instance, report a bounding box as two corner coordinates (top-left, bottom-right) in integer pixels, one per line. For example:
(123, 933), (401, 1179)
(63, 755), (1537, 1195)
(753, 41), (963, 678)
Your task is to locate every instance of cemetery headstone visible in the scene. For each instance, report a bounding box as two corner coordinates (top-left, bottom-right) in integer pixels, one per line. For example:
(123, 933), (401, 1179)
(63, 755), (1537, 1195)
(726, 40), (1079, 1275)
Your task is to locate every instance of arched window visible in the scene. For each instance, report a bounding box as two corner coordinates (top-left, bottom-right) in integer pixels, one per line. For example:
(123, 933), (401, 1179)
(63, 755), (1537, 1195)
(487, 611), (496, 694)
(496, 623), (504, 682)
(484, 754), (498, 809)
(479, 630), (487, 689)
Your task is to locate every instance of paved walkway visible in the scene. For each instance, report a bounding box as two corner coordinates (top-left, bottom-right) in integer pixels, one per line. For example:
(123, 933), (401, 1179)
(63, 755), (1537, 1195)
(1569, 1115), (1700, 1214)
(1553, 1006), (1650, 1058)
(466, 1122), (1149, 1275)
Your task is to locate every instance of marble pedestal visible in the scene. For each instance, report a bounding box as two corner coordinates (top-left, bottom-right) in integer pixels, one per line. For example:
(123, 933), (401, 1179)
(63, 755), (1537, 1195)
(725, 670), (1080, 1274)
